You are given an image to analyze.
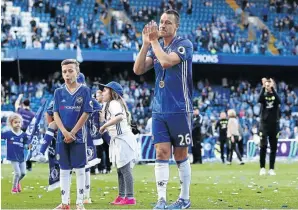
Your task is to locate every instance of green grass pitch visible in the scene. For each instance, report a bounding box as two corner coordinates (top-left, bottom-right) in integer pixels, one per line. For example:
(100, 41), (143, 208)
(1, 162), (298, 209)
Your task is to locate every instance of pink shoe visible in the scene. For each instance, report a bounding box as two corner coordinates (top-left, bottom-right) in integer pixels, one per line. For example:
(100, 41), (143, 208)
(119, 197), (137, 205)
(11, 187), (18, 194)
(18, 183), (22, 192)
(111, 195), (125, 205)
(54, 203), (71, 209)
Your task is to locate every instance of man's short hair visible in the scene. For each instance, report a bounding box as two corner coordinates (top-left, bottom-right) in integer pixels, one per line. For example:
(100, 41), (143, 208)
(61, 59), (80, 72)
(23, 99), (30, 106)
(163, 9), (180, 25)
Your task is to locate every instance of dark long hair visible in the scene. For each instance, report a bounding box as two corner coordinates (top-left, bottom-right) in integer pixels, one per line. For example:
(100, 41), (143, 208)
(104, 88), (131, 125)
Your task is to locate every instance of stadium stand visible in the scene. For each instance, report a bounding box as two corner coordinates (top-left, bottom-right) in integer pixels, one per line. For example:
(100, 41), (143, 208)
(2, 0), (297, 55)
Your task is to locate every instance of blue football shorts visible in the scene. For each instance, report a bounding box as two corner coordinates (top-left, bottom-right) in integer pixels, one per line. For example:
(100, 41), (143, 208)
(152, 113), (193, 147)
(56, 141), (87, 170)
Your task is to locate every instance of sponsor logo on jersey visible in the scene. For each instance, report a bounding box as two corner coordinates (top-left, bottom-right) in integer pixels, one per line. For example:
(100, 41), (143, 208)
(60, 106), (81, 111)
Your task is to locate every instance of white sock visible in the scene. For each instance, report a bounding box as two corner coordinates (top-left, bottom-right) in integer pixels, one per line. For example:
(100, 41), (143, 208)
(75, 168), (85, 204)
(68, 171), (72, 203)
(60, 169), (71, 205)
(155, 160), (169, 201)
(177, 158), (191, 200)
(84, 170), (91, 199)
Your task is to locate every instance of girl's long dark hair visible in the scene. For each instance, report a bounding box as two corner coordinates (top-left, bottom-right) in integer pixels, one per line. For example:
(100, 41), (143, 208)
(104, 89), (131, 125)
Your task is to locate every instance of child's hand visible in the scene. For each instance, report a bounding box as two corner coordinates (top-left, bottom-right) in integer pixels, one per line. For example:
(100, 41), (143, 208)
(63, 131), (76, 143)
(99, 125), (106, 134)
(28, 144), (32, 150)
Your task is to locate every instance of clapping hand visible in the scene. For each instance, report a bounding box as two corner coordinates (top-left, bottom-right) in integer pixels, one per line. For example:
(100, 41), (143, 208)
(269, 78), (276, 89)
(142, 23), (150, 46)
(261, 78), (267, 88)
(148, 20), (159, 42)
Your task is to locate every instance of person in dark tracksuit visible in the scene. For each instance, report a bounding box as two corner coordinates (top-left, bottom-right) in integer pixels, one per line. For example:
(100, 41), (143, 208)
(258, 78), (281, 176)
(192, 108), (203, 164)
(215, 112), (229, 163)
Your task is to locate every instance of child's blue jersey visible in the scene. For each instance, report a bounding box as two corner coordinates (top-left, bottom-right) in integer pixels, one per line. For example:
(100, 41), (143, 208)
(2, 130), (28, 162)
(53, 84), (93, 143)
(147, 36), (193, 114)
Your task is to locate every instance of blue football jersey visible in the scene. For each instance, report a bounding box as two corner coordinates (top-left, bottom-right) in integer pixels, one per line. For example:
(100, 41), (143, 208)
(2, 130), (28, 162)
(147, 36), (193, 114)
(53, 84), (93, 143)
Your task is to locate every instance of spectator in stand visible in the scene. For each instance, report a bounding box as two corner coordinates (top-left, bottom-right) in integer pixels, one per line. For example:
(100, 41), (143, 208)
(262, 4), (269, 22)
(177, 0), (183, 11)
(187, 0), (192, 14)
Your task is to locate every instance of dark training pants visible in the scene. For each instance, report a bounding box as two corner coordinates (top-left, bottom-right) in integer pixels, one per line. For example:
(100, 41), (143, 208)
(228, 136), (242, 163)
(219, 137), (229, 163)
(192, 139), (202, 164)
(259, 123), (279, 169)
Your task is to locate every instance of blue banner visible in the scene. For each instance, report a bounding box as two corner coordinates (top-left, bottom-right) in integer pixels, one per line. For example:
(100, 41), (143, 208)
(202, 137), (217, 159)
(85, 134), (101, 169)
(140, 135), (156, 161)
(3, 49), (298, 66)
(85, 104), (102, 168)
(1, 139), (7, 161)
(138, 135), (175, 161)
(47, 136), (60, 191)
(247, 139), (298, 159)
(25, 101), (48, 161)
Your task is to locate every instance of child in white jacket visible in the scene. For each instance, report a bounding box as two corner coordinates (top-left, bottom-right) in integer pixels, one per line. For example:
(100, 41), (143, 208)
(99, 81), (138, 205)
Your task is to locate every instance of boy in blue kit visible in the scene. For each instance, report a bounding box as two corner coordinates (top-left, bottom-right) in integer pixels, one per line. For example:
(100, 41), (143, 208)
(41, 73), (98, 204)
(53, 59), (93, 210)
(2, 113), (29, 193)
(133, 9), (193, 209)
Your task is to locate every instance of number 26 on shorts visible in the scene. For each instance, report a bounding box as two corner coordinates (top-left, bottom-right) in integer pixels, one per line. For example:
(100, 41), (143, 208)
(178, 133), (191, 146)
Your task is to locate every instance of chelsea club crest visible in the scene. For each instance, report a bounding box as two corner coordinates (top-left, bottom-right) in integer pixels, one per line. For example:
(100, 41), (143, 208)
(76, 96), (83, 104)
(87, 146), (94, 161)
(50, 167), (59, 181)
